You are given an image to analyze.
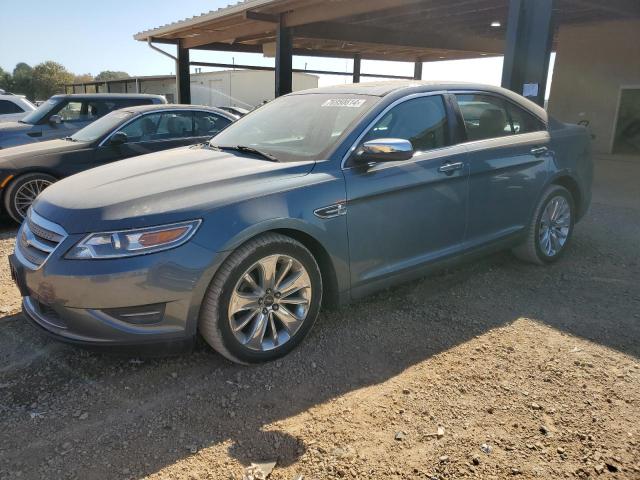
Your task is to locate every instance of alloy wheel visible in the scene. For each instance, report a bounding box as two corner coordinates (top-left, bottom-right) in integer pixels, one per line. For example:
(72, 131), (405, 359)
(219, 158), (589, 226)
(13, 179), (53, 219)
(228, 254), (312, 352)
(538, 195), (571, 257)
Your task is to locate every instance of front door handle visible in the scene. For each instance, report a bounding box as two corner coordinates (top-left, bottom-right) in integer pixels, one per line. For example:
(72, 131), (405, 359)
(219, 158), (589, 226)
(438, 162), (464, 174)
(530, 146), (549, 156)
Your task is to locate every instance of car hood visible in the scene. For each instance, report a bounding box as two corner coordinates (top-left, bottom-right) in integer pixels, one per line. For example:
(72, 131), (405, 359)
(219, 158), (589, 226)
(34, 145), (316, 234)
(0, 121), (32, 134)
(0, 139), (85, 168)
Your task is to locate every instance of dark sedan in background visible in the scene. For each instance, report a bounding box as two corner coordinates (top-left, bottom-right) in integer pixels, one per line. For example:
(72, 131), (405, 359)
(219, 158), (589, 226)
(0, 104), (236, 222)
(0, 93), (167, 149)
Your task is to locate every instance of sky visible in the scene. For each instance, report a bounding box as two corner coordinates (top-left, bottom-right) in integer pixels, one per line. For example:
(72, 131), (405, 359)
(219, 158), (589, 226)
(0, 0), (554, 93)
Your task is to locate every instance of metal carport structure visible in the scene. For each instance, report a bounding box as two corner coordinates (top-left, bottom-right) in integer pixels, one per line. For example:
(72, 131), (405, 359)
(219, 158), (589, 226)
(133, 0), (640, 107)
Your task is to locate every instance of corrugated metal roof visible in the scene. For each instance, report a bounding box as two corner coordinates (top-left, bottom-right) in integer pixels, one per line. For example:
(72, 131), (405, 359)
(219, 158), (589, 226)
(133, 0), (280, 41)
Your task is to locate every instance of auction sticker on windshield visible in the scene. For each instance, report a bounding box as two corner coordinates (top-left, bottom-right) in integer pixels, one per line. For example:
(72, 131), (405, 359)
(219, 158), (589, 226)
(321, 99), (367, 108)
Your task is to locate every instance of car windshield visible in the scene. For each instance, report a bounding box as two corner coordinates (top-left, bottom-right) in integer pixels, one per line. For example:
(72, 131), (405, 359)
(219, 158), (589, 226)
(70, 110), (136, 142)
(210, 93), (379, 162)
(20, 98), (61, 124)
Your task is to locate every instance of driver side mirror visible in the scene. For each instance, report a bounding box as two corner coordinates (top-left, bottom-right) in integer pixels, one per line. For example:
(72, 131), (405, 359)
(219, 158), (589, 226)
(353, 138), (414, 164)
(49, 114), (63, 125)
(109, 131), (128, 146)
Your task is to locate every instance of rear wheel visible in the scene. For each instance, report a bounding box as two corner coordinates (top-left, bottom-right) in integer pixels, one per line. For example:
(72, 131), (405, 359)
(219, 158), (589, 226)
(199, 233), (322, 364)
(4, 173), (56, 223)
(513, 184), (575, 265)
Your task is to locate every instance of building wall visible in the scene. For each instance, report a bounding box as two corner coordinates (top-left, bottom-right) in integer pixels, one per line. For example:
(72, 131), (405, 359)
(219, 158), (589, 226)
(190, 71), (318, 108)
(548, 20), (640, 154)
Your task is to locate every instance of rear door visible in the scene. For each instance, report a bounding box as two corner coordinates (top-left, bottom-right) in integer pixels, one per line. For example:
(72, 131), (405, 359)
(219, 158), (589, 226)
(453, 92), (550, 246)
(343, 94), (469, 295)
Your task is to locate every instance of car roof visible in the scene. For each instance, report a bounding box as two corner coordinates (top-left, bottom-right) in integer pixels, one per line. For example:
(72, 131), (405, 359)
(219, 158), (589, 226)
(291, 80), (547, 120)
(50, 93), (166, 100)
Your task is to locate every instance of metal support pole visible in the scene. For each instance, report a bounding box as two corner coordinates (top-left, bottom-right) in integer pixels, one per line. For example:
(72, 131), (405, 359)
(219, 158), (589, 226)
(353, 54), (361, 83)
(275, 16), (293, 97)
(414, 60), (423, 80)
(177, 40), (191, 103)
(501, 0), (555, 106)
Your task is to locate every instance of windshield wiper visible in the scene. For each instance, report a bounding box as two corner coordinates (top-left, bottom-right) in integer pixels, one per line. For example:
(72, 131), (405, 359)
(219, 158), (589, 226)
(212, 144), (279, 162)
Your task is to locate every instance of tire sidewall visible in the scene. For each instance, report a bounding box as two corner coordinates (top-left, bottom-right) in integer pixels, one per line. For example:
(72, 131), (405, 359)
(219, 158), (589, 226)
(533, 186), (575, 264)
(216, 240), (322, 363)
(4, 173), (57, 223)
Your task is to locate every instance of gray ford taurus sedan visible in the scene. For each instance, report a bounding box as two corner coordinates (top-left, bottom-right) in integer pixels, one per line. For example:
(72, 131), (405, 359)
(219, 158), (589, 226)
(9, 81), (592, 364)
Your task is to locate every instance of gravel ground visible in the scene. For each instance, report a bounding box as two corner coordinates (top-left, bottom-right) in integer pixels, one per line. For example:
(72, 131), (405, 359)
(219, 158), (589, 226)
(0, 158), (639, 479)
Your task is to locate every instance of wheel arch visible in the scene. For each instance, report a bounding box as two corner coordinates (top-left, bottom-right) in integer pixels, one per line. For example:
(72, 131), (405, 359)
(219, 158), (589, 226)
(215, 219), (342, 309)
(549, 173), (583, 218)
(271, 227), (340, 309)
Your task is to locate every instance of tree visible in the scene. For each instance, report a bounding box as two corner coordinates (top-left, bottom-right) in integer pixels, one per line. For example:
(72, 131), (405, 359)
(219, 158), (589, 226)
(12, 62), (34, 98)
(74, 73), (94, 83)
(95, 71), (130, 82)
(0, 67), (12, 92)
(32, 61), (74, 100)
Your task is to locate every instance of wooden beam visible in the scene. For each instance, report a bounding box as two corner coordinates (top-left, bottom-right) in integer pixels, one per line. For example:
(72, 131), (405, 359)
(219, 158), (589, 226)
(563, 0), (640, 17)
(182, 21), (275, 48)
(245, 10), (279, 23)
(293, 21), (503, 54)
(282, 0), (421, 27)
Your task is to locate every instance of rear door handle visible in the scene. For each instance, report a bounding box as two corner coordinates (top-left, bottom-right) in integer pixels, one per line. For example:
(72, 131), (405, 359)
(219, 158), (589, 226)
(438, 162), (464, 174)
(530, 146), (549, 156)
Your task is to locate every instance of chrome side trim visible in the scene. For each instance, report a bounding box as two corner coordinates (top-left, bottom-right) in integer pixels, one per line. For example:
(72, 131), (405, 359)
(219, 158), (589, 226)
(314, 202), (347, 219)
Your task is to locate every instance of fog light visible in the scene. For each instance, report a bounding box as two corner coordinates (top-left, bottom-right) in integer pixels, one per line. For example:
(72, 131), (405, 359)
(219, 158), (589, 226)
(103, 304), (166, 325)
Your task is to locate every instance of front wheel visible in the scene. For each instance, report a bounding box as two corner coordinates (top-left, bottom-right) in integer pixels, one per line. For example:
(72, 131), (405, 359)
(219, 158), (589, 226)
(513, 184), (575, 265)
(199, 233), (323, 364)
(4, 173), (56, 223)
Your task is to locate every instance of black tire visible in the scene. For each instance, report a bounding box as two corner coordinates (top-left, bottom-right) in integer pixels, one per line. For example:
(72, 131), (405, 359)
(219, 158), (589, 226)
(199, 233), (323, 364)
(3, 172), (57, 224)
(512, 184), (575, 265)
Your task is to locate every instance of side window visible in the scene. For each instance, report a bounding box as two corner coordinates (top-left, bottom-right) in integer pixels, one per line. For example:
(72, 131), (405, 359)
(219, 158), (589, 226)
(85, 101), (111, 120)
(362, 95), (449, 152)
(455, 94), (512, 141)
(506, 103), (545, 134)
(117, 112), (163, 142)
(194, 111), (232, 137)
(0, 100), (24, 114)
(56, 101), (85, 122)
(156, 111), (194, 138)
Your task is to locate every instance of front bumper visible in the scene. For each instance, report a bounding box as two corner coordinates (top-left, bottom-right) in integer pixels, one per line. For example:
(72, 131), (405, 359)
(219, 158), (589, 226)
(9, 221), (223, 348)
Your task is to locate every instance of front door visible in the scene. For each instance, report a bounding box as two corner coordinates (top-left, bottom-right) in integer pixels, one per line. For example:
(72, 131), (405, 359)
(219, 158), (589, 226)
(92, 110), (204, 168)
(343, 94), (469, 296)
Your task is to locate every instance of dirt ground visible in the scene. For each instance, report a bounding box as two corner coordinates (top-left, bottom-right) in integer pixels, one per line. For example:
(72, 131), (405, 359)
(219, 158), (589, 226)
(0, 157), (639, 480)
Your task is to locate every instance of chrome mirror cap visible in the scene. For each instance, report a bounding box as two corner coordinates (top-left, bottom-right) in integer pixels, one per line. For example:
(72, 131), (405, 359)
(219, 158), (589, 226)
(354, 138), (414, 164)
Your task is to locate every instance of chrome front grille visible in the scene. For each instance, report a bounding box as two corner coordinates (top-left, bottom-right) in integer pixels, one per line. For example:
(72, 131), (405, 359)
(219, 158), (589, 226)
(15, 210), (67, 269)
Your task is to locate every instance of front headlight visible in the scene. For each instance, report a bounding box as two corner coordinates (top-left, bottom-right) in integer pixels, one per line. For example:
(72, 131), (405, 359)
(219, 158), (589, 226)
(66, 220), (201, 259)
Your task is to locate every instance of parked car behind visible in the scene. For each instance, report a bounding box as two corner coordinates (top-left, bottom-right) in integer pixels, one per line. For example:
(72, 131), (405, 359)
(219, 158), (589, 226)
(0, 104), (235, 222)
(0, 91), (36, 123)
(219, 106), (250, 117)
(10, 81), (592, 364)
(0, 93), (167, 149)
